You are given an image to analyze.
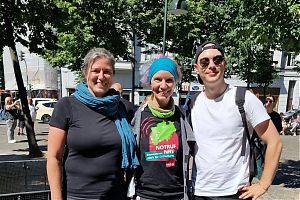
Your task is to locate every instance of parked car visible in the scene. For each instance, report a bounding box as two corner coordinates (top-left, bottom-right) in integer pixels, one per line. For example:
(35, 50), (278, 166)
(32, 98), (56, 107)
(36, 101), (57, 123)
(283, 109), (300, 121)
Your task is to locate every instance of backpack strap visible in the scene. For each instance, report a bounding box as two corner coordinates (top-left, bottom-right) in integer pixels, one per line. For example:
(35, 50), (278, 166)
(179, 107), (195, 200)
(235, 87), (255, 182)
(131, 104), (147, 148)
(235, 87), (250, 156)
(185, 92), (201, 128)
(189, 92), (201, 112)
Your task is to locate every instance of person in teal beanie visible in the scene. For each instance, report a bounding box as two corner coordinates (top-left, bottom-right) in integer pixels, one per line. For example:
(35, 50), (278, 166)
(131, 57), (195, 200)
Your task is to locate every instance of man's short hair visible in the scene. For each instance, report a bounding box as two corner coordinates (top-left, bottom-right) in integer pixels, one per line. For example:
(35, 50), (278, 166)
(194, 41), (225, 63)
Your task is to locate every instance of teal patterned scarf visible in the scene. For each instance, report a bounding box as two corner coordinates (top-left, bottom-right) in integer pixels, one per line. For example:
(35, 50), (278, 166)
(74, 82), (139, 169)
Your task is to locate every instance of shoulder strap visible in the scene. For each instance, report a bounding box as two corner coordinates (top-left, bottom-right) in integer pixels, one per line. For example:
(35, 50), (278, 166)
(235, 87), (256, 182)
(185, 92), (201, 128)
(235, 87), (251, 156)
(179, 107), (195, 200)
(189, 92), (201, 112)
(131, 104), (146, 147)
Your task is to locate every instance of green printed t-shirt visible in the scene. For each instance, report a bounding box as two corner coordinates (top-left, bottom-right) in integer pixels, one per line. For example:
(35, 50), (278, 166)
(136, 106), (184, 200)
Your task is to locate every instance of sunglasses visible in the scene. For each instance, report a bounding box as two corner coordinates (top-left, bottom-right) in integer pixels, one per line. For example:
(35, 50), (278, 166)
(199, 55), (224, 69)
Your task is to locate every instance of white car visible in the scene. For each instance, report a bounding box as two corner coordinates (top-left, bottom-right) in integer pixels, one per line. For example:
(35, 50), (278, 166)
(36, 101), (57, 123)
(32, 98), (56, 107)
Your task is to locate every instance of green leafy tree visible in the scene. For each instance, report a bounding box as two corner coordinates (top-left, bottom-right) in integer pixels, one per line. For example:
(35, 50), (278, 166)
(0, 0), (63, 157)
(43, 0), (137, 72)
(294, 60), (300, 73)
(133, 0), (299, 91)
(226, 0), (299, 92)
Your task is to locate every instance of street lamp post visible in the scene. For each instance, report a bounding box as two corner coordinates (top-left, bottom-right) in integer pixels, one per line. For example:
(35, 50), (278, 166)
(162, 0), (188, 55)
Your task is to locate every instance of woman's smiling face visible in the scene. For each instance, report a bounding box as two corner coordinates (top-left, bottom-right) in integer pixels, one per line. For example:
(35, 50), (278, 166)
(86, 57), (114, 97)
(150, 70), (175, 107)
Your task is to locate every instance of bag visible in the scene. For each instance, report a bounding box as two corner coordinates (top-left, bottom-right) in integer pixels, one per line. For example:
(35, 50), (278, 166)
(0, 108), (8, 120)
(235, 87), (266, 182)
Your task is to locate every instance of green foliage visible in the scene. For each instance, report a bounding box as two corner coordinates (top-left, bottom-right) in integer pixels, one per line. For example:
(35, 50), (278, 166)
(131, 0), (299, 88)
(294, 60), (300, 73)
(226, 40), (279, 88)
(43, 0), (136, 71)
(1, 0), (298, 88)
(0, 0), (60, 156)
(0, 0), (63, 54)
(174, 55), (195, 83)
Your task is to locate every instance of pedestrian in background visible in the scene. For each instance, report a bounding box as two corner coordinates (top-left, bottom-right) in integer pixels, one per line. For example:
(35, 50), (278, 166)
(47, 48), (139, 200)
(191, 41), (282, 200)
(4, 97), (19, 143)
(27, 97), (36, 129)
(131, 57), (194, 200)
(111, 82), (136, 121)
(279, 112), (288, 135)
(290, 113), (300, 136)
(15, 101), (25, 136)
(265, 95), (282, 134)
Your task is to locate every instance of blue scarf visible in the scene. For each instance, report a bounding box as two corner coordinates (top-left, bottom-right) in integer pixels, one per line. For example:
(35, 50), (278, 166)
(74, 82), (139, 170)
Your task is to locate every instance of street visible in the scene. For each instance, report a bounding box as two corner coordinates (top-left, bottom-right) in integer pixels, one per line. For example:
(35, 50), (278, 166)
(0, 121), (299, 199)
(0, 121), (48, 160)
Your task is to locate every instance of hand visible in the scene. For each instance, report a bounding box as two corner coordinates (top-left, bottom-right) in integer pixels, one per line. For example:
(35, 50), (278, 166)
(238, 182), (268, 200)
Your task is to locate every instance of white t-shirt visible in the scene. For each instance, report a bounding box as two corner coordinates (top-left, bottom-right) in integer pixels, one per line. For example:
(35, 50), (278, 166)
(28, 104), (36, 121)
(191, 85), (269, 196)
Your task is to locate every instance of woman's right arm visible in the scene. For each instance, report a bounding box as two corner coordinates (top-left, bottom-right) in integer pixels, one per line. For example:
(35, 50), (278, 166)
(5, 101), (17, 110)
(47, 126), (66, 200)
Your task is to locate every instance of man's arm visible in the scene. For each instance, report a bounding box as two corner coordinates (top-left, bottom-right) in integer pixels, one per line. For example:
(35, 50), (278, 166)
(256, 119), (282, 189)
(240, 119), (282, 200)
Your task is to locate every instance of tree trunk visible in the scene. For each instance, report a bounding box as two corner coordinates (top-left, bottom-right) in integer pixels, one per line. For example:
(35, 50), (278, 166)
(4, 6), (43, 157)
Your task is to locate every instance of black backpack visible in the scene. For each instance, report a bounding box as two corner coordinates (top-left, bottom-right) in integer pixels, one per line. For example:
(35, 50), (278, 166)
(235, 87), (266, 182)
(187, 87), (265, 183)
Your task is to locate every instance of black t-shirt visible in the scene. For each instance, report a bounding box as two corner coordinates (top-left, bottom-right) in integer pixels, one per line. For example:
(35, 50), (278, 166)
(49, 96), (127, 200)
(268, 111), (282, 133)
(120, 98), (136, 122)
(136, 106), (184, 199)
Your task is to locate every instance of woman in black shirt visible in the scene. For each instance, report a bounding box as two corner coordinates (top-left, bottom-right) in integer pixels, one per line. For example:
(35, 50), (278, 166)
(47, 48), (139, 200)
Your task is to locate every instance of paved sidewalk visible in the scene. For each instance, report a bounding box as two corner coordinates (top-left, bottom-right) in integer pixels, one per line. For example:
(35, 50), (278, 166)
(259, 135), (300, 200)
(0, 120), (299, 199)
(0, 120), (48, 161)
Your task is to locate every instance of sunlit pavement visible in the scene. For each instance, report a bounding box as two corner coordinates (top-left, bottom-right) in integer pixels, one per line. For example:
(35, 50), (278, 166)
(0, 121), (299, 199)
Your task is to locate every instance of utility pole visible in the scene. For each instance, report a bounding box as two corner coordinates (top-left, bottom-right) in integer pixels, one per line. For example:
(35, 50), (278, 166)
(131, 33), (137, 105)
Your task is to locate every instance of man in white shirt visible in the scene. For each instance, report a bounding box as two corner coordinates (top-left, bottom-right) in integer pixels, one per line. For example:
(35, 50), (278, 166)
(191, 41), (282, 200)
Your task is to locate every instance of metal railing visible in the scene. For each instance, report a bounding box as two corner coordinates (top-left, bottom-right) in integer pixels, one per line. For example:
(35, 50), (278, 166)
(0, 159), (50, 200)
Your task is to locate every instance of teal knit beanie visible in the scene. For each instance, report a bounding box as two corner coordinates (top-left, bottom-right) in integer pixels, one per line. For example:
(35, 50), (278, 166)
(148, 57), (178, 82)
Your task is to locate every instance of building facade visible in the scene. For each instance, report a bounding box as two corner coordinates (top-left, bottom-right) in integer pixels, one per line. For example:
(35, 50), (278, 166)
(2, 44), (58, 99)
(2, 44), (299, 112)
